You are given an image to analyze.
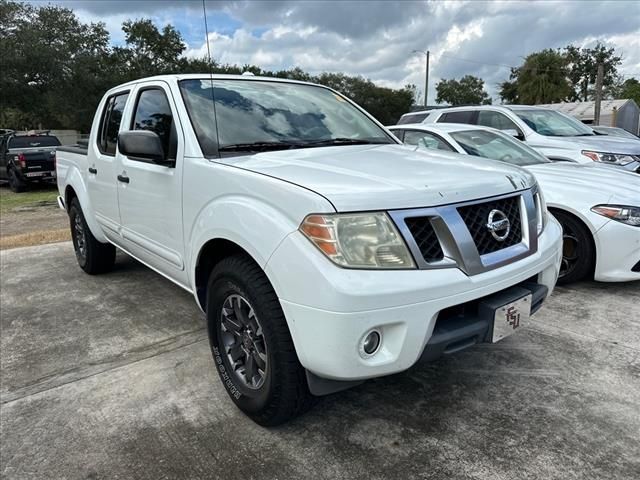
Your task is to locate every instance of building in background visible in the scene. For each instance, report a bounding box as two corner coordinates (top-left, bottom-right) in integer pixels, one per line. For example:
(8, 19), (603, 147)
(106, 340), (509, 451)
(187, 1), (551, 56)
(537, 99), (639, 135)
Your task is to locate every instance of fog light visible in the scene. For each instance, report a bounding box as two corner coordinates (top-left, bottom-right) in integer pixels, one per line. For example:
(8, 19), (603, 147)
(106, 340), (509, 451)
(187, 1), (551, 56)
(361, 330), (381, 356)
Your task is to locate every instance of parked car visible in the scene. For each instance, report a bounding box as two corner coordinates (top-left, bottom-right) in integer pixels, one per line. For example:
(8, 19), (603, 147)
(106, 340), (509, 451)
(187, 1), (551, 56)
(388, 123), (640, 283)
(400, 105), (640, 174)
(0, 131), (60, 192)
(56, 74), (562, 425)
(592, 126), (640, 140)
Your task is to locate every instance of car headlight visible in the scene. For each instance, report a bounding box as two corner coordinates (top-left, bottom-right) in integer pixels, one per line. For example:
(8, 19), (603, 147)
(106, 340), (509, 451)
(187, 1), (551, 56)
(300, 213), (416, 269)
(581, 151), (638, 166)
(591, 205), (640, 227)
(534, 188), (548, 235)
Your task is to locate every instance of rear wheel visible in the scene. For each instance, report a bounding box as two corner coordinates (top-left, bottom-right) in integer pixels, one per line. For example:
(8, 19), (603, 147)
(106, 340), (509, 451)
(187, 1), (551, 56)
(8, 168), (26, 193)
(553, 210), (594, 284)
(206, 254), (313, 426)
(69, 198), (116, 274)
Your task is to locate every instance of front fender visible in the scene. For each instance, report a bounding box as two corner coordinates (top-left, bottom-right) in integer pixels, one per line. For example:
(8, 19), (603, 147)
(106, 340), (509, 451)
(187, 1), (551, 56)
(187, 195), (313, 293)
(62, 165), (108, 243)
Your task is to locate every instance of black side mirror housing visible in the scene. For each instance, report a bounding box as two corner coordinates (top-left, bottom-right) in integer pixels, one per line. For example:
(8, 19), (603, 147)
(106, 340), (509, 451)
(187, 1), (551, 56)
(118, 130), (174, 167)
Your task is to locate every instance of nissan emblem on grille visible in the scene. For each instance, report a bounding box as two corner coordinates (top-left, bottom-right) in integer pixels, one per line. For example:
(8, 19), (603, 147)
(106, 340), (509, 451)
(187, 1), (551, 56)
(485, 209), (511, 242)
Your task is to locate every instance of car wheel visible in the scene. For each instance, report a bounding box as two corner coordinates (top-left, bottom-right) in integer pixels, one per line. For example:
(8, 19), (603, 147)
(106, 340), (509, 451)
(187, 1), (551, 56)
(69, 198), (116, 274)
(8, 168), (26, 193)
(206, 254), (313, 426)
(553, 210), (594, 285)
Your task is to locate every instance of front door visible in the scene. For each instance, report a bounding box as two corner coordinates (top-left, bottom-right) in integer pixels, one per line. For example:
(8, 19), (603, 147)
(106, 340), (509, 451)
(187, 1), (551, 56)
(116, 81), (186, 286)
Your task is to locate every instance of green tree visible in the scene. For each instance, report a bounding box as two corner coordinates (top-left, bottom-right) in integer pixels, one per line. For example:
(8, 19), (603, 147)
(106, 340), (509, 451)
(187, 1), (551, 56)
(566, 43), (622, 101)
(514, 49), (571, 104)
(435, 75), (491, 105)
(618, 78), (640, 105)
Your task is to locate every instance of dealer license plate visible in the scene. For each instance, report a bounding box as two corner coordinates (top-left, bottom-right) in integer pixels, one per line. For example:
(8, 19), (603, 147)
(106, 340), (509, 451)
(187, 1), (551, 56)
(26, 171), (45, 177)
(492, 294), (532, 342)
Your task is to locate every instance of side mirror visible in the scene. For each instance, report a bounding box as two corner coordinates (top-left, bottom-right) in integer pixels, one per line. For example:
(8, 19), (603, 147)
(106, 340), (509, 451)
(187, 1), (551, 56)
(118, 130), (174, 166)
(503, 129), (524, 141)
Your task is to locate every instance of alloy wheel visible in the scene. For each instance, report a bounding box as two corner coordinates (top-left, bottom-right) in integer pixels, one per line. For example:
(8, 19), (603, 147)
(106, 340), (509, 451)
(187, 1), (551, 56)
(220, 294), (268, 389)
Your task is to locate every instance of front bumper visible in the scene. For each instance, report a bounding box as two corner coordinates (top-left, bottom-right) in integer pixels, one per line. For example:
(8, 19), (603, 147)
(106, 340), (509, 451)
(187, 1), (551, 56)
(266, 215), (562, 381)
(593, 219), (640, 282)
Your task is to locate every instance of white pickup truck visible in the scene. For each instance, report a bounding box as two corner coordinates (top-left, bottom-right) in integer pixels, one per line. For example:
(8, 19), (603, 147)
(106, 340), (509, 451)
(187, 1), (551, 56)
(57, 74), (562, 425)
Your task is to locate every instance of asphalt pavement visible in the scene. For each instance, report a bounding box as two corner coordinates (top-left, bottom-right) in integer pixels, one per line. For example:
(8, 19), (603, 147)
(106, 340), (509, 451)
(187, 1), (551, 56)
(1, 242), (639, 479)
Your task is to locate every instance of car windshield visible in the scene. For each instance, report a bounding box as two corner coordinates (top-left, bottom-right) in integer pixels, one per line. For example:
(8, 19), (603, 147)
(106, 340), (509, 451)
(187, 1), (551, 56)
(450, 129), (549, 166)
(515, 109), (594, 137)
(8, 135), (61, 148)
(179, 79), (394, 156)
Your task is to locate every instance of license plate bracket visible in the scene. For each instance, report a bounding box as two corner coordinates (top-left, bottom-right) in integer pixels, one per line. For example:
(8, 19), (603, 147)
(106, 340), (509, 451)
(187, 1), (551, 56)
(492, 294), (532, 342)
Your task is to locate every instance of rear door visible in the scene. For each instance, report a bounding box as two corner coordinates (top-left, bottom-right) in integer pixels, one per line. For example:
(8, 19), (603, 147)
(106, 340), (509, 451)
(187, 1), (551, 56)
(115, 80), (186, 285)
(88, 91), (130, 238)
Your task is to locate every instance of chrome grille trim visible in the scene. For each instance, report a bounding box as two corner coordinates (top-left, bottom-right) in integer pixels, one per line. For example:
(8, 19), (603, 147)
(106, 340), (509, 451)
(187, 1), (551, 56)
(389, 188), (539, 276)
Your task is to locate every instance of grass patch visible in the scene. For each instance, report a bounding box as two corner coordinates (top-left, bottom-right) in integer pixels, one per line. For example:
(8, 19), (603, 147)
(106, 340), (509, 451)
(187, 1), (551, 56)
(0, 228), (71, 250)
(0, 186), (59, 214)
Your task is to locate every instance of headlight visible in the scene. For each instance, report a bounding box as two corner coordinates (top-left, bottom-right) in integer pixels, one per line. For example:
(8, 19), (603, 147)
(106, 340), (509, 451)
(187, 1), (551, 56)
(300, 213), (416, 269)
(581, 151), (637, 166)
(591, 205), (640, 227)
(534, 188), (548, 235)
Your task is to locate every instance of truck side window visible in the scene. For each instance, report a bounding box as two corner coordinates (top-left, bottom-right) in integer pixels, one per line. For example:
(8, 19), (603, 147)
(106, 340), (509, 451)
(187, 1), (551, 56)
(438, 111), (475, 124)
(131, 88), (177, 160)
(97, 92), (129, 156)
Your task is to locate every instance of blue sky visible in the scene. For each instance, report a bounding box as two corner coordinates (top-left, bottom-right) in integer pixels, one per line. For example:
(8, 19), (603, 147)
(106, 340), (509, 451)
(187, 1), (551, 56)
(38, 1), (640, 102)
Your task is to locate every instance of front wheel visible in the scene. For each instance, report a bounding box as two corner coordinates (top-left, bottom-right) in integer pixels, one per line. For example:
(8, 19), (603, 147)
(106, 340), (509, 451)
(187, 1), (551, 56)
(553, 210), (595, 285)
(69, 198), (116, 274)
(206, 254), (313, 426)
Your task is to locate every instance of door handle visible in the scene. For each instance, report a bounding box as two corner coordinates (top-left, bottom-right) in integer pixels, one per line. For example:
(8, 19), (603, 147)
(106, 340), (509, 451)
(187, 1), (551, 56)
(88, 167), (97, 174)
(117, 174), (130, 184)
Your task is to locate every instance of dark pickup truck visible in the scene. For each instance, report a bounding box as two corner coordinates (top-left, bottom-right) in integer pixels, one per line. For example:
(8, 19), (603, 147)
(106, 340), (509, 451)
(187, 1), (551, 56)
(0, 131), (61, 192)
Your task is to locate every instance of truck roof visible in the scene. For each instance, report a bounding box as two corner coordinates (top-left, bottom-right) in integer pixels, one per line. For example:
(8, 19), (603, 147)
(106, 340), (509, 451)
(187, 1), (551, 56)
(107, 73), (325, 94)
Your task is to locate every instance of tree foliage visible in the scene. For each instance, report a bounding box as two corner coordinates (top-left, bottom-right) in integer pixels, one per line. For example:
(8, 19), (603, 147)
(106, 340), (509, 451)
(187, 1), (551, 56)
(565, 43), (622, 101)
(435, 75), (491, 105)
(618, 78), (640, 106)
(1, 1), (414, 131)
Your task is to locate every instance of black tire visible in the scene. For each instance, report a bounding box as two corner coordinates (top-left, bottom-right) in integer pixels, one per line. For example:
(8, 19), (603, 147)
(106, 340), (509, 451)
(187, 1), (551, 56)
(8, 168), (26, 193)
(68, 198), (116, 274)
(206, 254), (313, 426)
(553, 210), (595, 284)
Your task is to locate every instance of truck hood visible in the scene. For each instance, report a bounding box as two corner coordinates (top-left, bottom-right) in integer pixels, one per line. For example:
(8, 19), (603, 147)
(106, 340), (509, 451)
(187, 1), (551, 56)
(534, 135), (640, 155)
(221, 144), (535, 211)
(526, 162), (640, 205)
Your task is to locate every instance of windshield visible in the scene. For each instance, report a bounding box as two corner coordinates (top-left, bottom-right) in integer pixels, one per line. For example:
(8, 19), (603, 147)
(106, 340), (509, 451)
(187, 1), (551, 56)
(515, 109), (594, 137)
(8, 135), (60, 148)
(450, 129), (549, 166)
(179, 79), (394, 156)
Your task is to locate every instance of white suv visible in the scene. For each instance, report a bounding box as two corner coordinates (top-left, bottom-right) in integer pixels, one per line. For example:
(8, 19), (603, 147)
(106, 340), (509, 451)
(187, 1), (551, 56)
(400, 105), (640, 173)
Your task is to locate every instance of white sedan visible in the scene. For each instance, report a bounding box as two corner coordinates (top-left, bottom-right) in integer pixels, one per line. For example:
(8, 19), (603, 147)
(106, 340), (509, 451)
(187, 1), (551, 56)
(388, 123), (640, 283)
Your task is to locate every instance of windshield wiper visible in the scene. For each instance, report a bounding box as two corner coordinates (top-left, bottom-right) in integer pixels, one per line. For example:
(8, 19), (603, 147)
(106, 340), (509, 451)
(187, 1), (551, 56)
(297, 137), (391, 147)
(218, 141), (304, 152)
(218, 138), (391, 153)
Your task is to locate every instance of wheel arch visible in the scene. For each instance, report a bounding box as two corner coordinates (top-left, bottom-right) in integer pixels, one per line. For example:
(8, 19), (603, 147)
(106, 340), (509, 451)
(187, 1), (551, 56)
(548, 206), (597, 277)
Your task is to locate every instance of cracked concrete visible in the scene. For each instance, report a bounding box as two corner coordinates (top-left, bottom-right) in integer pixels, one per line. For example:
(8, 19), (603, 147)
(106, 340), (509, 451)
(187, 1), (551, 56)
(1, 242), (639, 479)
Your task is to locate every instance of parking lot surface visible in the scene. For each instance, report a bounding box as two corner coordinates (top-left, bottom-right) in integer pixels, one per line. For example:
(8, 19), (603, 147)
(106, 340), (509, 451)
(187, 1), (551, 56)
(1, 242), (639, 479)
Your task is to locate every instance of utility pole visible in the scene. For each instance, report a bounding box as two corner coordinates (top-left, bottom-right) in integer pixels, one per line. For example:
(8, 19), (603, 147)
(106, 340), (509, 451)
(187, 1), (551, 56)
(594, 63), (604, 126)
(412, 50), (430, 108)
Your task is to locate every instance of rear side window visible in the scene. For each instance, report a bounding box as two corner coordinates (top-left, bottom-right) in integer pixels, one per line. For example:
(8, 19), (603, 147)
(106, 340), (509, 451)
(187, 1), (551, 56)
(403, 130), (455, 152)
(131, 88), (176, 160)
(8, 136), (61, 148)
(438, 111), (475, 124)
(97, 92), (129, 155)
(397, 113), (429, 125)
(477, 111), (520, 133)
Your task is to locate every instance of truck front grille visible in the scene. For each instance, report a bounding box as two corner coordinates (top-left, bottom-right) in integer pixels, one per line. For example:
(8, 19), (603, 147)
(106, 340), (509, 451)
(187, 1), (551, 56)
(404, 217), (444, 263)
(457, 196), (522, 255)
